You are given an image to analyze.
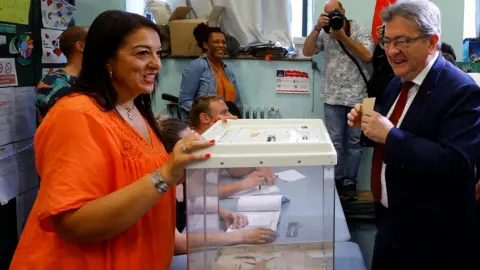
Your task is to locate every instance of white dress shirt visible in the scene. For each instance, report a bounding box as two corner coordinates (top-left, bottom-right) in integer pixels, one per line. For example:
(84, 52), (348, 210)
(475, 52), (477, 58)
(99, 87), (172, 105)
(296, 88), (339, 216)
(380, 52), (439, 208)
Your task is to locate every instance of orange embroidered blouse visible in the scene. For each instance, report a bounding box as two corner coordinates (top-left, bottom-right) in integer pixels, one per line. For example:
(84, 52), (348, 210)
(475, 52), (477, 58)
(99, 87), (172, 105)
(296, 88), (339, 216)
(10, 94), (176, 270)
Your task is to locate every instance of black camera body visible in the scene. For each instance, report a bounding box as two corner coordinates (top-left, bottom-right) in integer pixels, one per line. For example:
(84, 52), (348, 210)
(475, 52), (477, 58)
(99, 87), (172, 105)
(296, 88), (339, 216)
(323, 9), (345, 34)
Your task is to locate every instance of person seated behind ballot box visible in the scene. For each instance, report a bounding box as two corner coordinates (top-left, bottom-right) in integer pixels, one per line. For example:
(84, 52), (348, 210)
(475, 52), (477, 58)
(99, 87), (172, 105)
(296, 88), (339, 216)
(179, 23), (242, 122)
(190, 95), (277, 195)
(156, 115), (247, 232)
(157, 117), (277, 253)
(9, 10), (215, 270)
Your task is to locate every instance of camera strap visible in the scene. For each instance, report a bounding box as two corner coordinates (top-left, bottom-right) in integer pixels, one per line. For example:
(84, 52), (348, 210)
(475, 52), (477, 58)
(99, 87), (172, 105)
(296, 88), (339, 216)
(336, 20), (368, 85)
(337, 41), (368, 85)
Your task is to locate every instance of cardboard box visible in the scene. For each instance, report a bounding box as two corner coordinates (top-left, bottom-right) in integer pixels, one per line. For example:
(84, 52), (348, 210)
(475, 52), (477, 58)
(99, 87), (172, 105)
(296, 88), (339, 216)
(169, 6), (224, 56)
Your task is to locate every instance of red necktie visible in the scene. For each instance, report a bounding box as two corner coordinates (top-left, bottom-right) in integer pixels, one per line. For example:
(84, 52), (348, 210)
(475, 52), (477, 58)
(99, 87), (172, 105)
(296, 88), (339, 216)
(371, 81), (414, 202)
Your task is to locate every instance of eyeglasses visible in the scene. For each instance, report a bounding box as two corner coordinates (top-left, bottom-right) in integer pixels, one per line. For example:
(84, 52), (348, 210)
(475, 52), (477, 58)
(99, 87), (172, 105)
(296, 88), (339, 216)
(380, 35), (429, 49)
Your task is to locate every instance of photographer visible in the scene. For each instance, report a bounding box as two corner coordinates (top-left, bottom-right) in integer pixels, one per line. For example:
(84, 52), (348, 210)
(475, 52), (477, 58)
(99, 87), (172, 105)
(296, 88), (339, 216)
(303, 0), (373, 200)
(368, 25), (395, 109)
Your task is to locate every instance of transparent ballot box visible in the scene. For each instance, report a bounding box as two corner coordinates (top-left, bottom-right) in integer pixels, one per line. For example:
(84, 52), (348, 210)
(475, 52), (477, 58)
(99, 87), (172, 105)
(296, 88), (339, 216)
(185, 119), (337, 270)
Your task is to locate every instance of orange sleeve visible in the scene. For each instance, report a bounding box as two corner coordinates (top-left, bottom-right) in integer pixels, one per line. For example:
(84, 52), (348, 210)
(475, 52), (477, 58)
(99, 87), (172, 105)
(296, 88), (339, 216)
(35, 108), (113, 232)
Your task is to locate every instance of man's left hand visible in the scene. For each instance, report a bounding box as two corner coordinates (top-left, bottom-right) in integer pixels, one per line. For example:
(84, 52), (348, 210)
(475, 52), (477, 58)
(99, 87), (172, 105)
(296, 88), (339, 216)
(361, 111), (394, 144)
(330, 28), (347, 41)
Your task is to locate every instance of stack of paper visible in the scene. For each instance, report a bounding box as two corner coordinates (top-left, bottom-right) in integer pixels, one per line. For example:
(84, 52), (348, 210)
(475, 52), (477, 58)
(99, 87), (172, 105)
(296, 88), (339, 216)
(227, 185), (280, 198)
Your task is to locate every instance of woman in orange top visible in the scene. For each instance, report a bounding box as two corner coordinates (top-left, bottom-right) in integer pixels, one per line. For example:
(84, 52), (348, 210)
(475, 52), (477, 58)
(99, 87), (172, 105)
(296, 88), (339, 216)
(10, 10), (213, 270)
(178, 23), (242, 122)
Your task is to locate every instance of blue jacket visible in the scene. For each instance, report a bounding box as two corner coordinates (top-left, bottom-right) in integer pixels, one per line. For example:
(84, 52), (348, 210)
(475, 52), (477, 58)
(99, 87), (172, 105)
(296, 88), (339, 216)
(375, 55), (480, 269)
(179, 55), (241, 121)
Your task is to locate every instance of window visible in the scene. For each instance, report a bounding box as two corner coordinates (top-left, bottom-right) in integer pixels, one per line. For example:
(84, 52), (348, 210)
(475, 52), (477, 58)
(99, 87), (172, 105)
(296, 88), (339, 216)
(126, 0), (147, 16)
(291, 0), (312, 38)
(464, 0), (477, 39)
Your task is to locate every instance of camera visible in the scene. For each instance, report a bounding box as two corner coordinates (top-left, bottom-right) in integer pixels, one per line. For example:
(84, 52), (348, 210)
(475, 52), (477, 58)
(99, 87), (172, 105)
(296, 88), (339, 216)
(323, 9), (345, 33)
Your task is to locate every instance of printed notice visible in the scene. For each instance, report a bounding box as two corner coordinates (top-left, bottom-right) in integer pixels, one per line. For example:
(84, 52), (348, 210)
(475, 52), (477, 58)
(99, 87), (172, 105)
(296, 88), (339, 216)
(0, 58), (18, 87)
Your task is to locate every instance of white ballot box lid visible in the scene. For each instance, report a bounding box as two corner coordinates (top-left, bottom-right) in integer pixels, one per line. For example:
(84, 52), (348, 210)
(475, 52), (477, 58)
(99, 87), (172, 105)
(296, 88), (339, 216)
(186, 119), (337, 169)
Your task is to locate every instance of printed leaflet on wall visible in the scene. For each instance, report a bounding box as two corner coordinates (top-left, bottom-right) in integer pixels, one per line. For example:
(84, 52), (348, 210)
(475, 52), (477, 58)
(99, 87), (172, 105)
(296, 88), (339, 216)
(276, 70), (309, 94)
(0, 58), (18, 87)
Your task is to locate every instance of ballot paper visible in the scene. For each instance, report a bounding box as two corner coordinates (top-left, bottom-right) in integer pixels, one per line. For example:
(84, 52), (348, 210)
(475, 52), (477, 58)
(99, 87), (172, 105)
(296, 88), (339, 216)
(276, 169), (307, 182)
(362, 97), (376, 114)
(227, 185), (280, 198)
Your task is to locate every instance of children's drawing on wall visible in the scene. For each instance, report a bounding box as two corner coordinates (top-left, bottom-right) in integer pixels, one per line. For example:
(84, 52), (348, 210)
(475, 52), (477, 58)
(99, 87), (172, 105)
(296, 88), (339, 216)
(41, 28), (67, 64)
(41, 0), (76, 30)
(9, 33), (34, 65)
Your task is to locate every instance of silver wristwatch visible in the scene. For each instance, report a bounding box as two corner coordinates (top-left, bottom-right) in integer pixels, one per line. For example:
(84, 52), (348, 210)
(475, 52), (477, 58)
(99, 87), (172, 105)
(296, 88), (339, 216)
(151, 169), (170, 194)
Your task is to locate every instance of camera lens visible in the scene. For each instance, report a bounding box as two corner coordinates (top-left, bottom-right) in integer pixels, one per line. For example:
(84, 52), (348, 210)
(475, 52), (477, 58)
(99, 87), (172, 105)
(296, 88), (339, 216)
(328, 9), (344, 31)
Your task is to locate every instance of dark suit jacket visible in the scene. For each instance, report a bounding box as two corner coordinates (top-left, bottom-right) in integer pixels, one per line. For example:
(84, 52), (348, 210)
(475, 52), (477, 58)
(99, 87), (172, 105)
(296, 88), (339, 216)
(373, 55), (480, 269)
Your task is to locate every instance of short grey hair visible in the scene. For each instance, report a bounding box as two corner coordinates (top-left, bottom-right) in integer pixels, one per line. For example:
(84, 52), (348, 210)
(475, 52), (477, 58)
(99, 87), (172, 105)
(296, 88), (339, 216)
(380, 0), (441, 48)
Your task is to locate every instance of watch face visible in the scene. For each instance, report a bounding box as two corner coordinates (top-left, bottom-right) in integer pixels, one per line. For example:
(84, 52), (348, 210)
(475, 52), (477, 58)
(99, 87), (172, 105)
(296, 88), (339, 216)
(159, 182), (170, 193)
(160, 183), (169, 189)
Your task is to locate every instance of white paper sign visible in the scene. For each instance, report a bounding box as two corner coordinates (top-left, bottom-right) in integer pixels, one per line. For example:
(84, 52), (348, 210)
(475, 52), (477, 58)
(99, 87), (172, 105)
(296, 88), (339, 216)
(15, 139), (37, 196)
(0, 86), (37, 205)
(0, 58), (18, 87)
(0, 87), (36, 146)
(14, 87), (36, 142)
(0, 87), (15, 145)
(0, 144), (19, 205)
(276, 70), (309, 94)
(0, 140), (38, 206)
(41, 0), (76, 30)
(41, 28), (67, 64)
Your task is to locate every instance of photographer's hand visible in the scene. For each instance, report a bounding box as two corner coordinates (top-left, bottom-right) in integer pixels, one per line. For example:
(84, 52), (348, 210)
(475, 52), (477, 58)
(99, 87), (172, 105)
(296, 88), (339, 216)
(330, 28), (347, 41)
(376, 25), (385, 40)
(316, 13), (329, 30)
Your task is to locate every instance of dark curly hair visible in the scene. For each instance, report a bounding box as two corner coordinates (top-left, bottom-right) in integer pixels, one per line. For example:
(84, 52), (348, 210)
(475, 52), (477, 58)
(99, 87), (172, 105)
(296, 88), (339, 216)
(193, 23), (224, 52)
(62, 10), (163, 141)
(441, 42), (456, 61)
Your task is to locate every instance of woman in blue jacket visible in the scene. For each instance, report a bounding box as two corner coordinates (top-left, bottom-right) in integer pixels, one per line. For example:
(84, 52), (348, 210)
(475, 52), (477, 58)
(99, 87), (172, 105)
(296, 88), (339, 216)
(179, 23), (241, 122)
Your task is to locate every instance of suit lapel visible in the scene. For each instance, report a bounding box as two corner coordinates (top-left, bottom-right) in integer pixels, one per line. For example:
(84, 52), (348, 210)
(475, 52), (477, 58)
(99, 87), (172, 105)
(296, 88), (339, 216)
(400, 55), (446, 129)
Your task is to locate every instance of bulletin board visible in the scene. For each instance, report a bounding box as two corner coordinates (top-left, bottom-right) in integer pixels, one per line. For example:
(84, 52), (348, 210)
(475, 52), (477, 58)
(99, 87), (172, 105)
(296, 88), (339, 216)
(0, 0), (75, 268)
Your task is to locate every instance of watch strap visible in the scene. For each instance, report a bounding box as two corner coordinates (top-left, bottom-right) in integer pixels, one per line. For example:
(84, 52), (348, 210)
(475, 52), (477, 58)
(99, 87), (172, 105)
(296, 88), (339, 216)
(151, 169), (170, 194)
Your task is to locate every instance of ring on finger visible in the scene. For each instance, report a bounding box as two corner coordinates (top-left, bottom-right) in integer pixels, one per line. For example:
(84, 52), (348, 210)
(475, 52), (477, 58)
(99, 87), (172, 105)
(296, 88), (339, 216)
(181, 144), (188, 153)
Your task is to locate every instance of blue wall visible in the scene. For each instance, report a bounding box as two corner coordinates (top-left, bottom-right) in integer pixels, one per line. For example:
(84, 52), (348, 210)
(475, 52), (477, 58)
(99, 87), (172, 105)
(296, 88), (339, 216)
(75, 0), (467, 190)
